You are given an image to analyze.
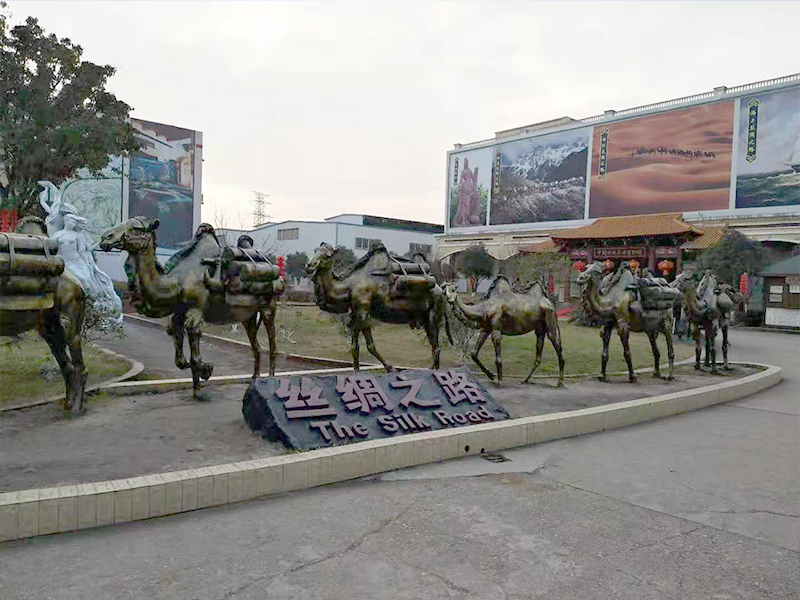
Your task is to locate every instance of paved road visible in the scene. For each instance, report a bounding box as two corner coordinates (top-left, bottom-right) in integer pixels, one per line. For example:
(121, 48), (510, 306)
(1, 329), (798, 599)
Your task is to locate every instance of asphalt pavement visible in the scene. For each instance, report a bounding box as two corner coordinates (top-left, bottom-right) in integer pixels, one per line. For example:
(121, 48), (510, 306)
(1, 329), (798, 600)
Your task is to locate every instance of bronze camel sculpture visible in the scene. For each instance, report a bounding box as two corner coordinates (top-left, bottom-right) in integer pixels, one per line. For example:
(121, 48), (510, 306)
(100, 217), (284, 393)
(577, 261), (680, 382)
(1, 217), (87, 413)
(304, 242), (451, 371)
(443, 276), (565, 386)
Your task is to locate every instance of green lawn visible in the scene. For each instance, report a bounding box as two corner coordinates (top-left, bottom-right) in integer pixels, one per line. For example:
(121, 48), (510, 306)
(203, 305), (695, 380)
(0, 332), (131, 403)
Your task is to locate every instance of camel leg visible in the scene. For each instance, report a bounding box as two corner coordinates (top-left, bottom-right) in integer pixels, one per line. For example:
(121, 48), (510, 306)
(185, 308), (213, 395)
(262, 308), (277, 377)
(491, 330), (502, 385)
(599, 323), (614, 382)
(39, 315), (74, 410)
(721, 319), (731, 370)
(618, 324), (636, 383)
(349, 314), (361, 371)
(67, 328), (87, 416)
(662, 318), (676, 381)
(708, 321), (719, 375)
(693, 324), (703, 370)
(470, 329), (496, 381)
(245, 313), (261, 379)
(548, 317), (565, 388)
(647, 330), (661, 379)
(424, 314), (441, 370)
(523, 331), (546, 385)
(167, 311), (190, 370)
(362, 320), (393, 372)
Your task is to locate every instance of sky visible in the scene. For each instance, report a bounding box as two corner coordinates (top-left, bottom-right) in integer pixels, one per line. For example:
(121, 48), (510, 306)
(8, 1), (800, 229)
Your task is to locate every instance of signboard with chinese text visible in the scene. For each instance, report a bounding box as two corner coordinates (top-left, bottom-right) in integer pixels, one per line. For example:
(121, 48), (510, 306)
(243, 368), (509, 450)
(593, 246), (647, 259)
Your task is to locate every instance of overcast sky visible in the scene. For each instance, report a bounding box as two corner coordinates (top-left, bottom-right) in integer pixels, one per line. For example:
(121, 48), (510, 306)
(9, 1), (800, 229)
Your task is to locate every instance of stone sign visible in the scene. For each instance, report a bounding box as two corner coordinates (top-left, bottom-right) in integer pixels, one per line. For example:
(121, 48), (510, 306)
(243, 368), (509, 450)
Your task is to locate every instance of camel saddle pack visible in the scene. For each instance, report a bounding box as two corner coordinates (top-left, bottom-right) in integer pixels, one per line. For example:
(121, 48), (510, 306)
(203, 247), (285, 300)
(371, 253), (437, 296)
(0, 232), (65, 310)
(629, 276), (680, 311)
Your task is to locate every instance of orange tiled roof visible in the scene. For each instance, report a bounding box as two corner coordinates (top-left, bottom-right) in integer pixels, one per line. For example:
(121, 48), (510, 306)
(551, 213), (698, 240)
(517, 239), (558, 254)
(681, 225), (728, 250)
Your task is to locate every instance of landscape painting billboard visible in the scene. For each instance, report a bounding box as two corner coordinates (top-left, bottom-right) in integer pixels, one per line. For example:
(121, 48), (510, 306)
(448, 146), (492, 228)
(489, 127), (590, 225)
(59, 156), (123, 242)
(735, 86), (800, 209)
(128, 119), (197, 248)
(588, 101), (734, 217)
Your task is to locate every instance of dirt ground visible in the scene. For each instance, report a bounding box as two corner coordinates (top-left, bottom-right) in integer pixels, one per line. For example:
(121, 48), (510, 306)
(0, 364), (760, 492)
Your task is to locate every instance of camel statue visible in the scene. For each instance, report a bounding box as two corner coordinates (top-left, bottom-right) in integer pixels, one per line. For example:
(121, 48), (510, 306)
(1, 217), (87, 414)
(443, 275), (565, 386)
(576, 261), (680, 382)
(99, 217), (284, 393)
(304, 242), (451, 371)
(673, 269), (739, 372)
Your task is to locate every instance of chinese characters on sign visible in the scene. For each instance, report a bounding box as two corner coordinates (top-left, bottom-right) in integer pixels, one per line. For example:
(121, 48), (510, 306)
(244, 368), (508, 449)
(598, 128), (609, 180)
(493, 148), (502, 195)
(453, 158), (459, 187)
(746, 99), (759, 163)
(593, 246), (647, 259)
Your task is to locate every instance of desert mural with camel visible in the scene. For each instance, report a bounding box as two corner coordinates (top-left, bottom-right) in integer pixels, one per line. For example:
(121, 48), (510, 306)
(588, 101), (735, 217)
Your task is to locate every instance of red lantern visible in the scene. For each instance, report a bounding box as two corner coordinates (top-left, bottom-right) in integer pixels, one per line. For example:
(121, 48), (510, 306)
(572, 260), (587, 272)
(603, 259), (615, 271)
(276, 255), (285, 279)
(739, 272), (749, 295)
(629, 259), (640, 270)
(657, 259), (674, 276)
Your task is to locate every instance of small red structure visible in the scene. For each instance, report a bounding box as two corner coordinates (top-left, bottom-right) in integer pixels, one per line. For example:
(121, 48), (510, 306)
(572, 260), (587, 272)
(276, 255), (285, 279)
(657, 259), (674, 276)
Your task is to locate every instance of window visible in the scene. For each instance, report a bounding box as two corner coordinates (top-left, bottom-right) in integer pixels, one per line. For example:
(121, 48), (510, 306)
(355, 237), (381, 250)
(277, 228), (299, 241)
(409, 243), (432, 256)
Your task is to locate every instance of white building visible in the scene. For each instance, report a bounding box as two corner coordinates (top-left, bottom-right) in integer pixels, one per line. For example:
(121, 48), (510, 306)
(217, 214), (443, 262)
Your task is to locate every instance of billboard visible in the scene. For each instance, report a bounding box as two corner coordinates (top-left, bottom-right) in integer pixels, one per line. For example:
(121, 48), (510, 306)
(735, 87), (800, 209)
(128, 119), (199, 248)
(448, 147), (492, 228)
(59, 156), (124, 242)
(489, 127), (590, 225)
(588, 102), (734, 217)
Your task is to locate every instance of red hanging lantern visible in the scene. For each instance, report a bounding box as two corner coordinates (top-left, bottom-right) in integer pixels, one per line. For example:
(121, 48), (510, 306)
(603, 259), (615, 271)
(657, 259), (674, 276)
(739, 272), (749, 295)
(629, 259), (640, 270)
(572, 260), (587, 272)
(276, 255), (285, 279)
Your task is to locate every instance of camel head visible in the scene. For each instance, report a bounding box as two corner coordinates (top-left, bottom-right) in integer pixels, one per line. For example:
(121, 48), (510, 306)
(576, 261), (604, 286)
(672, 270), (696, 292)
(442, 283), (458, 303)
(100, 216), (160, 252)
(305, 242), (335, 277)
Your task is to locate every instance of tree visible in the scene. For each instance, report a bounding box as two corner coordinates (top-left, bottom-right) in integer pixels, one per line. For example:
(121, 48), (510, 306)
(454, 244), (494, 290)
(284, 251), (308, 282)
(332, 246), (357, 273)
(0, 12), (139, 215)
(697, 230), (765, 286)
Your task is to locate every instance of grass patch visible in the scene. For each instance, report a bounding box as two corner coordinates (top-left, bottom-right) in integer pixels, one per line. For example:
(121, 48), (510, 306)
(203, 305), (695, 379)
(0, 332), (132, 403)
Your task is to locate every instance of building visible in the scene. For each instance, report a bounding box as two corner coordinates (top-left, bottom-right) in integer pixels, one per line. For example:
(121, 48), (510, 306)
(760, 255), (800, 328)
(436, 74), (800, 274)
(218, 213), (443, 263)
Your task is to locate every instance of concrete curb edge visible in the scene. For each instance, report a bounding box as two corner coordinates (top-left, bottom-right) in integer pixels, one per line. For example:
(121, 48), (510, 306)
(0, 362), (781, 542)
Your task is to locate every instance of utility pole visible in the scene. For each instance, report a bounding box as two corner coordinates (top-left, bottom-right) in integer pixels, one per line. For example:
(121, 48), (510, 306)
(252, 191), (271, 228)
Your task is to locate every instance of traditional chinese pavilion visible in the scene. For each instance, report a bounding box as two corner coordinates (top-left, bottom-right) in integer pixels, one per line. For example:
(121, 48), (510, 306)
(544, 213), (725, 280)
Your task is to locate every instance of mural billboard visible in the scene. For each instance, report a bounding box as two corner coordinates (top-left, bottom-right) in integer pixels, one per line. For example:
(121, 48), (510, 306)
(448, 147), (492, 228)
(489, 127), (590, 225)
(128, 119), (198, 248)
(588, 102), (734, 217)
(735, 86), (800, 209)
(59, 156), (124, 242)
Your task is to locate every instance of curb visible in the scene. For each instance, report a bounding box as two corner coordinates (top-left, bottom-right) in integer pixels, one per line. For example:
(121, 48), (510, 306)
(0, 362), (780, 542)
(0, 346), (145, 412)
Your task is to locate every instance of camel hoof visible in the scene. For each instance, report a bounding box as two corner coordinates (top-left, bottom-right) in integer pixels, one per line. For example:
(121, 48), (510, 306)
(694, 364), (701, 371)
(723, 366), (733, 371)
(176, 359), (190, 370)
(198, 363), (214, 381)
(597, 375), (607, 382)
(652, 372), (661, 379)
(556, 381), (564, 388)
(664, 375), (675, 382)
(628, 376), (638, 384)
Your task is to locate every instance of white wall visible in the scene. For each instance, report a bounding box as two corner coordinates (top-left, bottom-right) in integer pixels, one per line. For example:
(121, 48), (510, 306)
(93, 247), (179, 283)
